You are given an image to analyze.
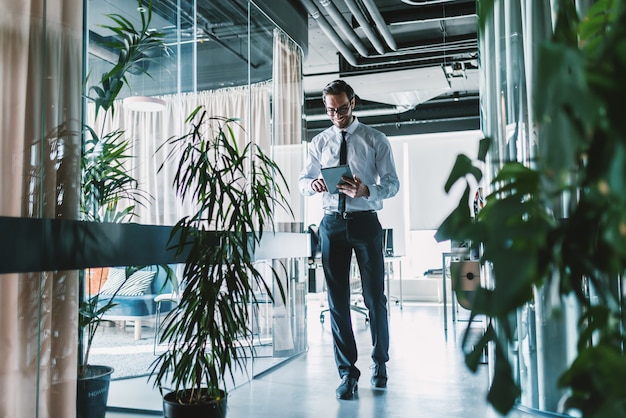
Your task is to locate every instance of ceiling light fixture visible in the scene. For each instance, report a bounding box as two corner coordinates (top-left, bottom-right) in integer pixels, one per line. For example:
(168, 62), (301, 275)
(123, 96), (166, 112)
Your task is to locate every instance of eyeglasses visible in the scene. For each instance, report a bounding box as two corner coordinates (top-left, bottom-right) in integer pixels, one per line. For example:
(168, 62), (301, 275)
(325, 103), (351, 116)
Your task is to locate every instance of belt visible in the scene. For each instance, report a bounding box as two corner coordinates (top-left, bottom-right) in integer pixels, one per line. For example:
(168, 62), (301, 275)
(324, 210), (375, 220)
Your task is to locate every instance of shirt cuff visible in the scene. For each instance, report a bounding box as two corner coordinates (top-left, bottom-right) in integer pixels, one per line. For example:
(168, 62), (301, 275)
(365, 183), (377, 201)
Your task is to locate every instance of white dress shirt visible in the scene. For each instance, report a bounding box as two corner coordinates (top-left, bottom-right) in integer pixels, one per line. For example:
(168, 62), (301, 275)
(299, 117), (400, 212)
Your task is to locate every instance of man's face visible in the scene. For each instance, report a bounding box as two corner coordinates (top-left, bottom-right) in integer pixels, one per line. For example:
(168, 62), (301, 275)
(324, 93), (354, 130)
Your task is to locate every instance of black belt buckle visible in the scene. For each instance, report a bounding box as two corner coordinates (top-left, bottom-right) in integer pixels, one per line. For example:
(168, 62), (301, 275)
(342, 212), (353, 220)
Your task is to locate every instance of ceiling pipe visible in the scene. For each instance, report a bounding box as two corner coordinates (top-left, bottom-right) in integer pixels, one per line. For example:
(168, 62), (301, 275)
(306, 104), (412, 121)
(389, 13), (476, 28)
(360, 0), (398, 51)
(317, 0), (370, 57)
(343, 0), (386, 55)
(299, 0), (476, 69)
(352, 38), (476, 64)
(299, 0), (359, 67)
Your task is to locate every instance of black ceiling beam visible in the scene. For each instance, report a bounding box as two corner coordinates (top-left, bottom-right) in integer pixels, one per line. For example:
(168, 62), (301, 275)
(305, 94), (479, 139)
(378, 0), (476, 25)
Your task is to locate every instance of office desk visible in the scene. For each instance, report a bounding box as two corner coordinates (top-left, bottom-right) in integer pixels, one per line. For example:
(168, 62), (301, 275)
(384, 256), (403, 311)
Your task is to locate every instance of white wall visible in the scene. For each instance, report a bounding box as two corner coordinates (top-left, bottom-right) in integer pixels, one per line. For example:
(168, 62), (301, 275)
(385, 131), (481, 261)
(396, 131), (483, 230)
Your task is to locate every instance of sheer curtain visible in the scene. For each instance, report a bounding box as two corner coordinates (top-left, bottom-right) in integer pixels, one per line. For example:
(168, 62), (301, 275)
(271, 28), (304, 227)
(0, 0), (82, 417)
(86, 83), (271, 226)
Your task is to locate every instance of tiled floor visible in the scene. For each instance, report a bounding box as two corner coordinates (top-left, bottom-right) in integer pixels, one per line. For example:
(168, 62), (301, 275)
(106, 296), (536, 417)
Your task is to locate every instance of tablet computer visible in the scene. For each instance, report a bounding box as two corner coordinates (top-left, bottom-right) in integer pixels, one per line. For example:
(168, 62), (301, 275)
(321, 165), (353, 194)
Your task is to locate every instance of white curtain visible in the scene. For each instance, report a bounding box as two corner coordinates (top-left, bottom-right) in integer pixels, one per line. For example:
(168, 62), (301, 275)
(86, 83), (272, 226)
(271, 28), (304, 227)
(0, 0), (82, 417)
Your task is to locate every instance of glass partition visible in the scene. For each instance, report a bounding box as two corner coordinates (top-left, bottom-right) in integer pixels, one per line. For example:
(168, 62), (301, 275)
(0, 0), (306, 416)
(83, 0), (307, 414)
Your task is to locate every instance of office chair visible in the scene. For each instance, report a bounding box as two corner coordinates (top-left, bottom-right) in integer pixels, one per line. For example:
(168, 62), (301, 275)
(319, 255), (369, 325)
(449, 260), (480, 311)
(306, 225), (368, 325)
(307, 225), (323, 294)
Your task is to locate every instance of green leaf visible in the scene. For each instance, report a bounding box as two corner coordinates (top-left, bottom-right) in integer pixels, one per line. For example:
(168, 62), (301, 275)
(487, 336), (521, 414)
(579, 0), (617, 52)
(444, 154), (481, 193)
(552, 0), (579, 46)
(559, 345), (626, 417)
(435, 185), (472, 242)
(606, 141), (626, 196)
(463, 324), (491, 372)
(535, 43), (601, 176)
(477, 136), (491, 162)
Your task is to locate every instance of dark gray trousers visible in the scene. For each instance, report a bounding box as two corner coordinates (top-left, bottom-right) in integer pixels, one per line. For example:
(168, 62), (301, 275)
(319, 211), (389, 380)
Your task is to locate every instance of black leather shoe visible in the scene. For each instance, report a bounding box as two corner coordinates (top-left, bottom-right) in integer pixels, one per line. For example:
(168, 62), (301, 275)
(370, 363), (388, 388)
(336, 375), (358, 399)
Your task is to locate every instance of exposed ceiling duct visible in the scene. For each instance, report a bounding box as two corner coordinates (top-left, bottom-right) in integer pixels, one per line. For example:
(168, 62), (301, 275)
(343, 0), (386, 54)
(300, 0), (479, 109)
(342, 67), (450, 106)
(359, 0), (397, 50)
(305, 66), (450, 109)
(301, 0), (479, 133)
(305, 103), (410, 121)
(300, 0), (361, 67)
(300, 0), (477, 70)
(319, 0), (371, 57)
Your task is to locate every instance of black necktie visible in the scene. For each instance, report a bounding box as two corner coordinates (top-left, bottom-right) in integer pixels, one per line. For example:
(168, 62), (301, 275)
(338, 131), (347, 213)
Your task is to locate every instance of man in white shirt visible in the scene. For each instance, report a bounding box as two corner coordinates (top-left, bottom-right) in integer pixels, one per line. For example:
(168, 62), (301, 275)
(299, 80), (400, 399)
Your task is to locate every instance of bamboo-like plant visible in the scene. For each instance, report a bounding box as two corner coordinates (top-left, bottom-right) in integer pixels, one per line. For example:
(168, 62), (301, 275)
(81, 126), (146, 223)
(436, 1), (626, 417)
(150, 106), (292, 413)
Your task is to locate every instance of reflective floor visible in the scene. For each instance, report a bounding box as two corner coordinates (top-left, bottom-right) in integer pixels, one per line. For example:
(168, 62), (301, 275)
(106, 295), (535, 417)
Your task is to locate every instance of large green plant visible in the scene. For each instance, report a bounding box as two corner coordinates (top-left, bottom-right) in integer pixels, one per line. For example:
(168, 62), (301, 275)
(79, 0), (167, 377)
(150, 107), (292, 407)
(436, 1), (626, 417)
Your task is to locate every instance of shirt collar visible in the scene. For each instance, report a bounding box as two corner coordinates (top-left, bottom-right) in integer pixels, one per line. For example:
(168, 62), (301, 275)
(332, 116), (359, 136)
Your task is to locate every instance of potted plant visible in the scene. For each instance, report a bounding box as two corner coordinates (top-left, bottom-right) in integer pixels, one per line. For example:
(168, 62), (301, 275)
(436, 1), (626, 417)
(77, 2), (166, 417)
(149, 106), (292, 417)
(78, 266), (148, 416)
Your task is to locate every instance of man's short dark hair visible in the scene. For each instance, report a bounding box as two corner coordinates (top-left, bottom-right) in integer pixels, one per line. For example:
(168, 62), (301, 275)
(322, 80), (355, 104)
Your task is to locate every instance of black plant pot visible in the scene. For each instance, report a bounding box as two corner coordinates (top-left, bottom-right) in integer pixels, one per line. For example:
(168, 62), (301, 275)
(163, 389), (227, 418)
(77, 365), (114, 418)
